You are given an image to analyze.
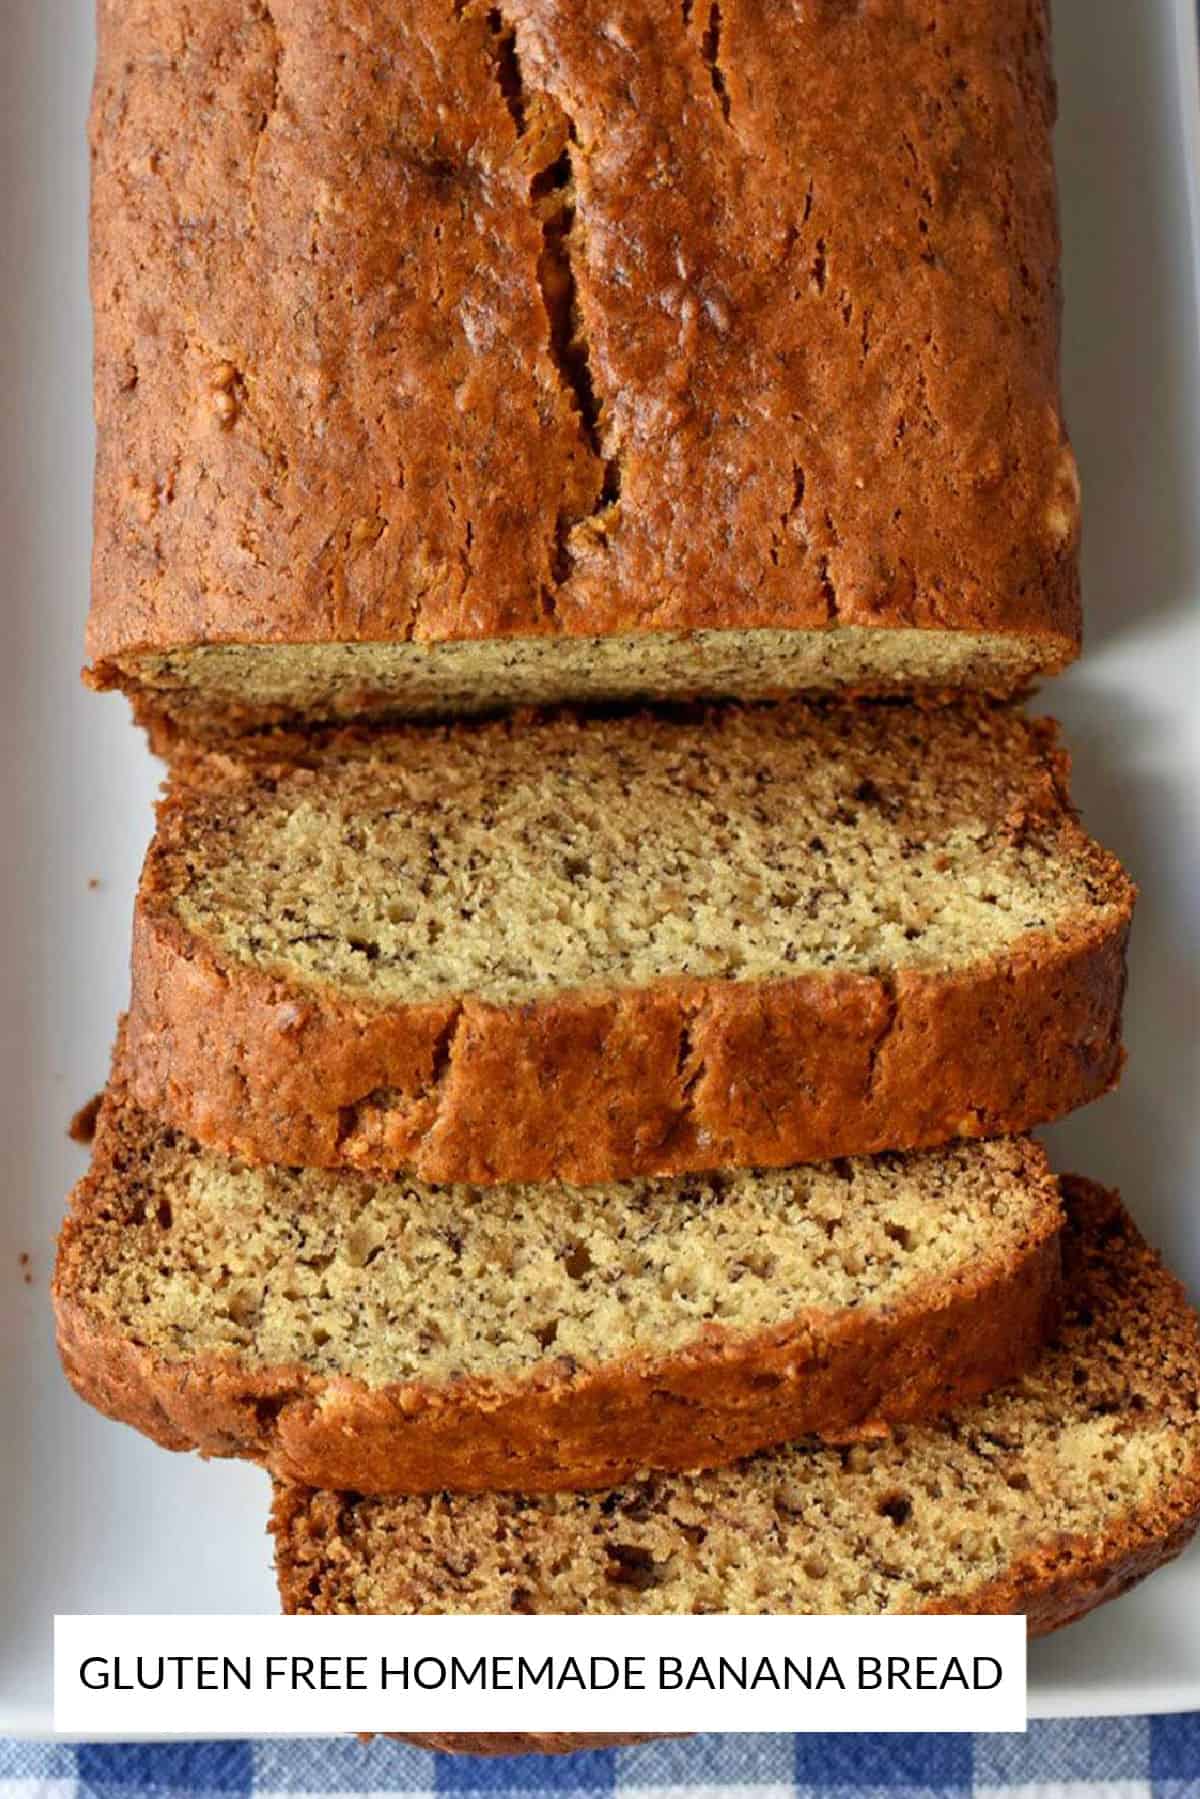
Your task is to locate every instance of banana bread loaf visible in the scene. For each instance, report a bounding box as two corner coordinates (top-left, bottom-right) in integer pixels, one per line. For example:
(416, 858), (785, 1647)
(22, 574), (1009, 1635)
(55, 1077), (1062, 1492)
(88, 0), (1078, 740)
(272, 1180), (1200, 1629)
(126, 700), (1133, 1185)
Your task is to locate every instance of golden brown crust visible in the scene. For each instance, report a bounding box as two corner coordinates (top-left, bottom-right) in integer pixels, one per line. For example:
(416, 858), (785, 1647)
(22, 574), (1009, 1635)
(126, 889), (1130, 1187)
(88, 0), (1078, 719)
(53, 1084), (1063, 1491)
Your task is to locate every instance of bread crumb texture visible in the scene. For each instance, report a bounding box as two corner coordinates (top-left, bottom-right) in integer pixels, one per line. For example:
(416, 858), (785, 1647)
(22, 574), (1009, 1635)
(62, 1104), (1057, 1389)
(271, 1185), (1200, 1619)
(156, 702), (1126, 1008)
(88, 0), (1078, 728)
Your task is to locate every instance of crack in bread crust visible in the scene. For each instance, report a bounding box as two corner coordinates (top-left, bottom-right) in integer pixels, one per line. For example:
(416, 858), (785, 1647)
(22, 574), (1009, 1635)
(87, 0), (1079, 731)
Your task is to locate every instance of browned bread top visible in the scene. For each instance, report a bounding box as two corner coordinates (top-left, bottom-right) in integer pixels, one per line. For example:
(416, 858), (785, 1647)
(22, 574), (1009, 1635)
(88, 1), (1077, 733)
(125, 701), (1132, 1184)
(55, 1074), (1063, 1492)
(272, 1180), (1200, 1628)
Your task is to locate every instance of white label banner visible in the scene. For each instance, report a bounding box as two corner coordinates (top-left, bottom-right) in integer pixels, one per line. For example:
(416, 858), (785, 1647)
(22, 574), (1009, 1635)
(55, 1615), (1026, 1736)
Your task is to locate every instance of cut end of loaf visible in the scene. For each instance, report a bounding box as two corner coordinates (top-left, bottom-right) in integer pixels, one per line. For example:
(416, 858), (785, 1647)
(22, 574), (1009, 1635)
(93, 627), (1074, 743)
(270, 1182), (1200, 1625)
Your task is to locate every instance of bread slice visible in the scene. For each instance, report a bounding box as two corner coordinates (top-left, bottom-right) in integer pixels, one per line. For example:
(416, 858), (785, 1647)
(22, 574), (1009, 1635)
(88, 0), (1076, 742)
(272, 1181), (1200, 1631)
(55, 1076), (1062, 1492)
(126, 701), (1132, 1186)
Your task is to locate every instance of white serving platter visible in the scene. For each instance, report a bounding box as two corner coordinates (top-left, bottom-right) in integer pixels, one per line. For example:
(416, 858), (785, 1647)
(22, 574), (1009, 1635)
(0, 0), (1197, 1738)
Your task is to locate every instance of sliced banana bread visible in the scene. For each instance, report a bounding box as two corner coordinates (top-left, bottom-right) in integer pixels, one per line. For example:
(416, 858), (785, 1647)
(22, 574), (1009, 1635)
(88, 1), (1076, 741)
(272, 1181), (1200, 1628)
(127, 701), (1133, 1186)
(55, 1076), (1061, 1492)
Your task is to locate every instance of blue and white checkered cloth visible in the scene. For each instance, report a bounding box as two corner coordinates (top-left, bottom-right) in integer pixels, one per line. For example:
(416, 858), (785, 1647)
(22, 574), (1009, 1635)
(1, 1721), (1197, 1798)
